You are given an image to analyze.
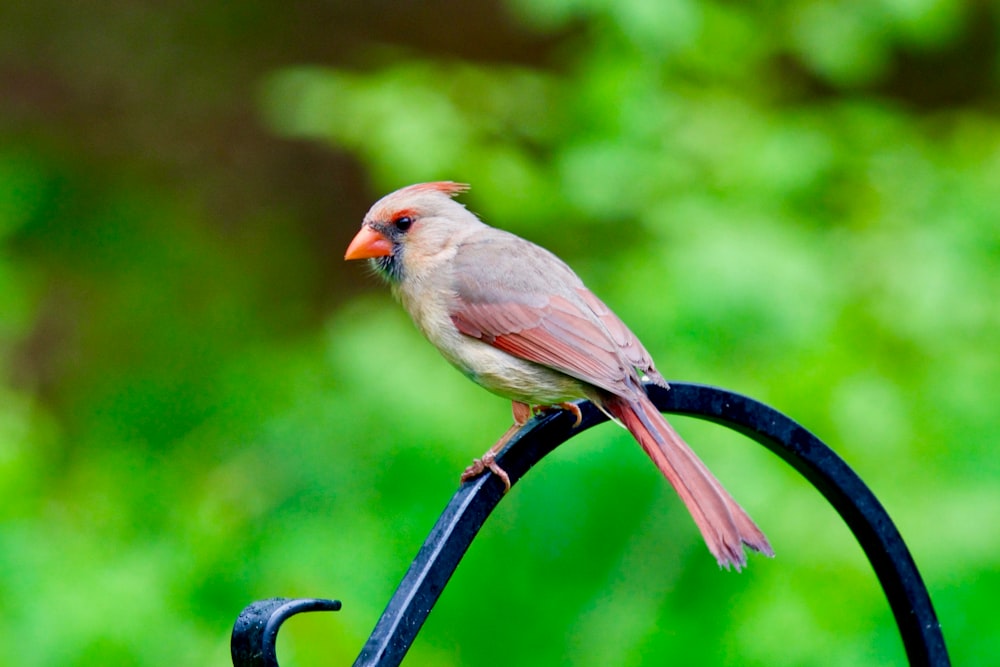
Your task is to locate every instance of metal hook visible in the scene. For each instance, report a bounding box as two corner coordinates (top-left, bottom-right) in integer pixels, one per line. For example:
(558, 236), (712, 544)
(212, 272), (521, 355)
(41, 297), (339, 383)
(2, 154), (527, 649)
(231, 598), (342, 667)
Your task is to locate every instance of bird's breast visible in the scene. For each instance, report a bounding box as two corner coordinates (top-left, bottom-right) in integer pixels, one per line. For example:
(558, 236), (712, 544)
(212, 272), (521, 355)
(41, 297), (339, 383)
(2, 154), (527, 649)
(394, 272), (589, 405)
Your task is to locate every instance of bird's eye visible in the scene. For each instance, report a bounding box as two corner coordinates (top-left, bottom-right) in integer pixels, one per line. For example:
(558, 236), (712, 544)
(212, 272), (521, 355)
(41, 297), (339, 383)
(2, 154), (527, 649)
(393, 216), (413, 231)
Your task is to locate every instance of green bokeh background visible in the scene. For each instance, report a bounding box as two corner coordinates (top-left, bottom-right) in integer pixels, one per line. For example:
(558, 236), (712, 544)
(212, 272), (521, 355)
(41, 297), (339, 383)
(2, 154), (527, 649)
(1, 0), (998, 664)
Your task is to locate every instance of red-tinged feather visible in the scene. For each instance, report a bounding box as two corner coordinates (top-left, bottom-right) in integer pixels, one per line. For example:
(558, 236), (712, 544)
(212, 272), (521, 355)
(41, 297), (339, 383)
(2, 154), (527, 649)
(605, 393), (773, 568)
(363, 182), (472, 232)
(451, 293), (640, 398)
(498, 330), (609, 384)
(396, 181), (470, 198)
(386, 207), (417, 220)
(576, 288), (666, 386)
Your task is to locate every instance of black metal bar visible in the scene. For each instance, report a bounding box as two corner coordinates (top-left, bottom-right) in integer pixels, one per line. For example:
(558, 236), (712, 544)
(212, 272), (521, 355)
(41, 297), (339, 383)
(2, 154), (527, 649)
(231, 382), (948, 667)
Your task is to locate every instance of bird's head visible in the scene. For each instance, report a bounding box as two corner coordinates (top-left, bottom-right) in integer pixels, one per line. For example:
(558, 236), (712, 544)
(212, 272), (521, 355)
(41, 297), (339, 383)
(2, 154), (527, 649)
(345, 181), (474, 282)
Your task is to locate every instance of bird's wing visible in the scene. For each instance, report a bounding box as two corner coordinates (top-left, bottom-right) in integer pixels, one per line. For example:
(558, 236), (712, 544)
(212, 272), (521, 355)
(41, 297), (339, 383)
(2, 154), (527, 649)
(574, 288), (668, 388)
(449, 231), (659, 398)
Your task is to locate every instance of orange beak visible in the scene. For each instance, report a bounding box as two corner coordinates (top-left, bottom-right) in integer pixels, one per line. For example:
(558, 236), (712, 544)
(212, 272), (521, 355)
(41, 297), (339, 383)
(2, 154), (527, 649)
(345, 225), (393, 260)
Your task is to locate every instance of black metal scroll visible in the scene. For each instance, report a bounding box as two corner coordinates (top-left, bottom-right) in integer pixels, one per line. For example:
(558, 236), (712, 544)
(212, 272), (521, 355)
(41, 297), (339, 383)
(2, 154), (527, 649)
(231, 382), (949, 666)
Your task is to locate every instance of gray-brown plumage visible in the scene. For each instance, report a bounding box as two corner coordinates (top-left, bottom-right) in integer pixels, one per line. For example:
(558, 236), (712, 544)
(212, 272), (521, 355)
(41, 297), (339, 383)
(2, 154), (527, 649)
(345, 181), (772, 569)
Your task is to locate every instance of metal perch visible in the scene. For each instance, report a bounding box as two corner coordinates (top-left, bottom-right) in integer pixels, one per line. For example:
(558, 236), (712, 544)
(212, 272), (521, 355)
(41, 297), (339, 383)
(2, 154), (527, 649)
(231, 381), (949, 666)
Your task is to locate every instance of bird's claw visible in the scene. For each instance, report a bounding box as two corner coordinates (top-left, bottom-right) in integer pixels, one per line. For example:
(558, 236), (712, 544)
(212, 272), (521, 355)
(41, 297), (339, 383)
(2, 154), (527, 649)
(561, 402), (583, 427)
(461, 451), (511, 493)
(532, 402), (583, 427)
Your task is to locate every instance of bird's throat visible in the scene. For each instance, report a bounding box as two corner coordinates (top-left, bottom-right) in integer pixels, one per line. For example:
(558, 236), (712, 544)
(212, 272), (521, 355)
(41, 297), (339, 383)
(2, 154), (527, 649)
(371, 251), (403, 283)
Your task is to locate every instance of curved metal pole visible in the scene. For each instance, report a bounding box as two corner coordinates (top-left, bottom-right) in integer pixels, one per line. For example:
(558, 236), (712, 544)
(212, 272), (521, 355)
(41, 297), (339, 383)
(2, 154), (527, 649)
(231, 382), (949, 667)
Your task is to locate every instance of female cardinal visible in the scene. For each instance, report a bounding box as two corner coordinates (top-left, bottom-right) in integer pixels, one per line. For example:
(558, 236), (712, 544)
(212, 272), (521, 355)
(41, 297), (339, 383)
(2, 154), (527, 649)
(345, 181), (772, 569)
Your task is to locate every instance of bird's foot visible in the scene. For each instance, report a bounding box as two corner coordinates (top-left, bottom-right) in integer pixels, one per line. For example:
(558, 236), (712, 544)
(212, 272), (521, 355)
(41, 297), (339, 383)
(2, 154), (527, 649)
(460, 414), (521, 494)
(458, 400), (575, 495)
(461, 450), (511, 493)
(533, 401), (583, 427)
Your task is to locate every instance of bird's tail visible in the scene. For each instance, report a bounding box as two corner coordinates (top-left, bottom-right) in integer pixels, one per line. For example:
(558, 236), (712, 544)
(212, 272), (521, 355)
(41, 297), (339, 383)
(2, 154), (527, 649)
(604, 393), (773, 569)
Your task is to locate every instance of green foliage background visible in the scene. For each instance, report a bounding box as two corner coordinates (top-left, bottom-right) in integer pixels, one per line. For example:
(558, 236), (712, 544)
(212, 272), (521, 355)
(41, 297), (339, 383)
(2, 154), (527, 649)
(1, 0), (998, 664)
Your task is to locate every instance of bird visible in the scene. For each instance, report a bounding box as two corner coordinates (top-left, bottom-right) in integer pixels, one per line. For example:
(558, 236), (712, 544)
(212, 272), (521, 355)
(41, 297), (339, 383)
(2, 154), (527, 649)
(344, 181), (772, 569)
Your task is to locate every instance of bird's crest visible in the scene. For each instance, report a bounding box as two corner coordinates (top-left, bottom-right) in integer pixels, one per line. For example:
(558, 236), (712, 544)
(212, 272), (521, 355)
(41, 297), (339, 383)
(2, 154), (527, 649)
(365, 181), (471, 226)
(396, 181), (470, 199)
